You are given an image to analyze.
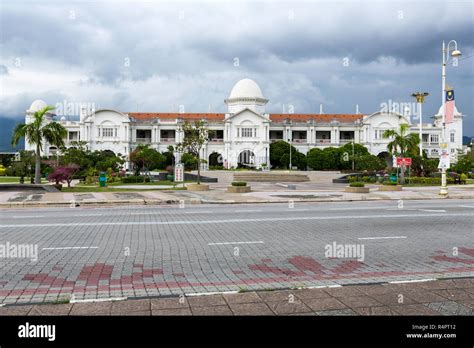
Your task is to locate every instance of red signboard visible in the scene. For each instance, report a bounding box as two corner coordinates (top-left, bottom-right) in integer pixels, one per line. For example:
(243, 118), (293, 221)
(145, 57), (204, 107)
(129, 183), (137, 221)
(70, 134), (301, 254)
(396, 157), (412, 166)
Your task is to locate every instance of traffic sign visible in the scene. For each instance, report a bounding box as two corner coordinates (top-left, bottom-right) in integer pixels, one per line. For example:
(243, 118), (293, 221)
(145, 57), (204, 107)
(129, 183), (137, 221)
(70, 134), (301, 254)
(396, 157), (412, 166)
(174, 163), (184, 182)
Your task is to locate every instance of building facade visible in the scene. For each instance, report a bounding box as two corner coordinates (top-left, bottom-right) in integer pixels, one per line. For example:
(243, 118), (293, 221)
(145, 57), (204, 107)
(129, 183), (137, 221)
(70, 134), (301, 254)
(25, 78), (464, 169)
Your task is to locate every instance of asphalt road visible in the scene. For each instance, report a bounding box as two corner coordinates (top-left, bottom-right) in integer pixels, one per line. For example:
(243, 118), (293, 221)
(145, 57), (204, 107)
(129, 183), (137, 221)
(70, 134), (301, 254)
(0, 199), (473, 304)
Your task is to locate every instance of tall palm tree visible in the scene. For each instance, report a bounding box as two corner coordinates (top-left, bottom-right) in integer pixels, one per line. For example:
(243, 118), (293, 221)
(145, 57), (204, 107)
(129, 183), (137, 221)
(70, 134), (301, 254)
(383, 124), (420, 184)
(11, 106), (67, 184)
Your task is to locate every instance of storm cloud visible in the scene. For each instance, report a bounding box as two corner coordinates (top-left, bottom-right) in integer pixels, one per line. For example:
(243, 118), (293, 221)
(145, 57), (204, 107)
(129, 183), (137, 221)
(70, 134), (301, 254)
(1, 0), (473, 134)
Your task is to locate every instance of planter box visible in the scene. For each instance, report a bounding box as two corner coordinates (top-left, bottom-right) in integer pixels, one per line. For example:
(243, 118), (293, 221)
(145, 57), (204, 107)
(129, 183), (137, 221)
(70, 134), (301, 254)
(345, 186), (370, 193)
(378, 185), (403, 191)
(187, 183), (209, 191)
(227, 186), (251, 193)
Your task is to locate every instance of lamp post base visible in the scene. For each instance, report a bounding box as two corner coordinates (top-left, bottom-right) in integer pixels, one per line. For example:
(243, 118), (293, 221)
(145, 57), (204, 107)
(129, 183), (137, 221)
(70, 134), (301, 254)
(439, 186), (448, 196)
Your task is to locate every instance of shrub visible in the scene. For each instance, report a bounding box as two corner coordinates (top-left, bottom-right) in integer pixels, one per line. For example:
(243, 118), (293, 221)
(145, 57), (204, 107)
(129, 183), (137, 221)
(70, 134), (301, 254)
(382, 181), (398, 186)
(122, 175), (150, 183)
(181, 153), (198, 170)
(349, 182), (365, 187)
(405, 177), (455, 185)
(231, 181), (247, 187)
(0, 165), (5, 176)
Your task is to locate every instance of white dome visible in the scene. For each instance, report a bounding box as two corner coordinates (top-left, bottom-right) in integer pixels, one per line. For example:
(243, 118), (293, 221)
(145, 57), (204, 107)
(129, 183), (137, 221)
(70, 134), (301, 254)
(229, 78), (264, 99)
(28, 99), (48, 112)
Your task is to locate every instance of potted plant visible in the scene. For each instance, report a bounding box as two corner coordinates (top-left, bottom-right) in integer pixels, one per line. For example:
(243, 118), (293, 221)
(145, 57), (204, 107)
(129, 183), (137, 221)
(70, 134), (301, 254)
(345, 181), (370, 193)
(227, 181), (251, 193)
(378, 180), (403, 191)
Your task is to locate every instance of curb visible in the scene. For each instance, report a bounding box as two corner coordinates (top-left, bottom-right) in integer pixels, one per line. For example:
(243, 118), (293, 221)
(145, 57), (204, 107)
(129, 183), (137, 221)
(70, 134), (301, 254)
(1, 275), (470, 308)
(0, 194), (473, 208)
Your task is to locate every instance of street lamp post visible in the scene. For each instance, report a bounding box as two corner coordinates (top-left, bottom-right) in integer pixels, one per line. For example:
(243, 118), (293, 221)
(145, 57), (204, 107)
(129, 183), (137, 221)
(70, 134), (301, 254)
(411, 92), (429, 157)
(352, 140), (355, 171)
(440, 40), (462, 196)
(288, 137), (292, 171)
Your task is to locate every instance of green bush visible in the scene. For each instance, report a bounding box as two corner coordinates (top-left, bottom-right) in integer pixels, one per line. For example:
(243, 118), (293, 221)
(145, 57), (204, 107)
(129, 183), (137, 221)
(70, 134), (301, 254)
(349, 182), (365, 187)
(405, 177), (455, 185)
(122, 175), (150, 183)
(231, 181), (247, 187)
(382, 181), (398, 186)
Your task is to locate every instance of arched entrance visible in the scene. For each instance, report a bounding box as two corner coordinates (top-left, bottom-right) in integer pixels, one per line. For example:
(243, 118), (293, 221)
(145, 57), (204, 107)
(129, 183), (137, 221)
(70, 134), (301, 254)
(238, 150), (255, 168)
(102, 149), (116, 157)
(208, 152), (223, 168)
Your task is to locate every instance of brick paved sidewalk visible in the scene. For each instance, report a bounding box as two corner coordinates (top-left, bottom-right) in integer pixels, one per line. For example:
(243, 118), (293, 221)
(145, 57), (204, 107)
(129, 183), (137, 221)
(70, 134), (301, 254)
(1, 278), (472, 316)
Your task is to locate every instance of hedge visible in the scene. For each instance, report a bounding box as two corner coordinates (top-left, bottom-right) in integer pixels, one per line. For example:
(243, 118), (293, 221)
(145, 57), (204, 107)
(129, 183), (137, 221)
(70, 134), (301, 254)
(231, 181), (247, 187)
(349, 182), (365, 187)
(122, 176), (150, 183)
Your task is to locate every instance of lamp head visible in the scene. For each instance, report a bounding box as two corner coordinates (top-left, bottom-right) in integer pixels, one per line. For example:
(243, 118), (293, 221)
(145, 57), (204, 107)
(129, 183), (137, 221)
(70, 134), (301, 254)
(451, 49), (462, 57)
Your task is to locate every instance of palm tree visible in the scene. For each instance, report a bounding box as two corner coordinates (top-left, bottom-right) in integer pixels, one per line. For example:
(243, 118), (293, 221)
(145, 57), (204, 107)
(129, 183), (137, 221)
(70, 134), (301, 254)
(11, 106), (68, 184)
(383, 124), (420, 184)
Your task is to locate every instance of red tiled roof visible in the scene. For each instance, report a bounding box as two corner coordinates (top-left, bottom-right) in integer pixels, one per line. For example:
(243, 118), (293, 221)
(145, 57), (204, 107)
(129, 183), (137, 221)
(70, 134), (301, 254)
(128, 113), (225, 120)
(127, 113), (364, 123)
(269, 114), (364, 123)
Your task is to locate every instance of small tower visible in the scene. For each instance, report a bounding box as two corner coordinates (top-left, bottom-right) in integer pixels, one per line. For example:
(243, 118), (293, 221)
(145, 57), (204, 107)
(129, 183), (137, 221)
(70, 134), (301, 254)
(224, 78), (268, 116)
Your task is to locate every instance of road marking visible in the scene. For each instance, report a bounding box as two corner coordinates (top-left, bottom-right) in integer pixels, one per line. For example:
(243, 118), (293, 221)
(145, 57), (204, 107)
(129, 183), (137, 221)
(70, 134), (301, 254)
(235, 209), (262, 213)
(1, 213), (471, 228)
(208, 241), (264, 246)
(389, 278), (435, 284)
(12, 215), (43, 218)
(12, 214), (103, 219)
(358, 236), (407, 240)
(307, 284), (342, 289)
(186, 291), (238, 297)
(70, 296), (127, 303)
(42, 246), (99, 250)
(418, 209), (446, 213)
(459, 205), (474, 208)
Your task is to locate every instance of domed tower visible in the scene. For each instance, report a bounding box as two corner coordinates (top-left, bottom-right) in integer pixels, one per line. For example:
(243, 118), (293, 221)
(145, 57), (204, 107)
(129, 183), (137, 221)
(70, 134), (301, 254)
(25, 100), (53, 124)
(225, 78), (268, 115)
(24, 100), (54, 153)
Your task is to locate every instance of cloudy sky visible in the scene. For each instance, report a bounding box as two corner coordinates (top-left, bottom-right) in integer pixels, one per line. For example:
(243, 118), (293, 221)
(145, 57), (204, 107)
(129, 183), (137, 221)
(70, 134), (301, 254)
(1, 0), (473, 135)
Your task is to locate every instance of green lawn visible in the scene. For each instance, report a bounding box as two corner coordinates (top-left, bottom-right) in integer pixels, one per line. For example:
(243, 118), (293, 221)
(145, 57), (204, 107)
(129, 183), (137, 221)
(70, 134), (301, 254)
(105, 180), (191, 186)
(62, 186), (187, 192)
(0, 176), (48, 183)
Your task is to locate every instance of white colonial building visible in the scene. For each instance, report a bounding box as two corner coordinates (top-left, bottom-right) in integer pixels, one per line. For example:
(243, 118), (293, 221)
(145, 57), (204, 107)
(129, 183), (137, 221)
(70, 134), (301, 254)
(25, 78), (464, 169)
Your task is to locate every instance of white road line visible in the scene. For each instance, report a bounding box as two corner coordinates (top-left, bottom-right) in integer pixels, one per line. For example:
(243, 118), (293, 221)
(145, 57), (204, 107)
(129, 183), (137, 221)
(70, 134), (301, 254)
(459, 205), (474, 208)
(1, 212), (471, 228)
(234, 209), (262, 213)
(418, 209), (446, 213)
(389, 278), (435, 284)
(358, 236), (407, 240)
(42, 246), (99, 250)
(70, 296), (127, 303)
(186, 291), (238, 297)
(12, 214), (103, 219)
(12, 215), (43, 218)
(208, 241), (264, 246)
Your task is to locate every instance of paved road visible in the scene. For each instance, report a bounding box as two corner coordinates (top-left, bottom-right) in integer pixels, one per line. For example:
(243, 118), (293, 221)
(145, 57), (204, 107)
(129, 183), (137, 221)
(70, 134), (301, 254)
(0, 199), (473, 304)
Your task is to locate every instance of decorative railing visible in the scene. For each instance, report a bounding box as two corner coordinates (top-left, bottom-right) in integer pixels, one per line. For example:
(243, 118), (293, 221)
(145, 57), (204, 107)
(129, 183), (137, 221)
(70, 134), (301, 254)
(136, 138), (152, 143)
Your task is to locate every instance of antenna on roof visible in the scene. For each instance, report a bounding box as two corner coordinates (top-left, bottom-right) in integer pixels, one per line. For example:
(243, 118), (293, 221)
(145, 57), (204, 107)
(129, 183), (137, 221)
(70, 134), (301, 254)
(356, 104), (359, 114)
(208, 104), (211, 113)
(319, 104), (323, 114)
